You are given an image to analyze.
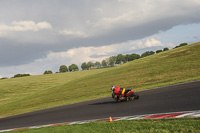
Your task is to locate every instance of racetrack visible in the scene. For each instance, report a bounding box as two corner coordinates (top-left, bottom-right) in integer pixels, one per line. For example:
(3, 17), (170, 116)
(0, 81), (200, 130)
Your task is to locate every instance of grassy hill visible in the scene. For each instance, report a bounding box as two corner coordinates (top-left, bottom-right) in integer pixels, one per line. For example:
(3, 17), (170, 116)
(0, 42), (200, 118)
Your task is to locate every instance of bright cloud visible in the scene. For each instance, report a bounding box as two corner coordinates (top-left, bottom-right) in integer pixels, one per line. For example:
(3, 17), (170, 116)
(0, 20), (52, 37)
(112, 37), (175, 51)
(144, 38), (162, 47)
(59, 30), (88, 38)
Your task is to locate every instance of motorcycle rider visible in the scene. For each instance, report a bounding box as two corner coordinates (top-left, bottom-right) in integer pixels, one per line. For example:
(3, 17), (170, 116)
(111, 86), (134, 101)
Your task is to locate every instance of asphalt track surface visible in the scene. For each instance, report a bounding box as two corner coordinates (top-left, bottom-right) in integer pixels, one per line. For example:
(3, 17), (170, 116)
(0, 81), (200, 130)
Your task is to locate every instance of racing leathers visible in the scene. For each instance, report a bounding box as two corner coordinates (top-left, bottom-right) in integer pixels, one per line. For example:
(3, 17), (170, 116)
(112, 86), (134, 100)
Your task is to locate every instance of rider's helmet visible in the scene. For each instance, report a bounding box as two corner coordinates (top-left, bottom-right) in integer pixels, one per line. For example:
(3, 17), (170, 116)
(111, 86), (115, 91)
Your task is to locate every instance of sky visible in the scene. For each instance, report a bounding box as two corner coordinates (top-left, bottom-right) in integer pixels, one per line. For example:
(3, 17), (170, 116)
(0, 0), (200, 78)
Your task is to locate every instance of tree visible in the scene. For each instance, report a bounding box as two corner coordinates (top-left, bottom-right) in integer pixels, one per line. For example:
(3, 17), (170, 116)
(129, 53), (140, 61)
(94, 61), (101, 68)
(156, 50), (162, 54)
(125, 54), (131, 62)
(108, 56), (116, 67)
(59, 65), (68, 73)
(69, 64), (79, 72)
(44, 70), (53, 74)
(0, 77), (8, 80)
(116, 54), (126, 64)
(163, 47), (169, 51)
(68, 65), (72, 72)
(141, 51), (155, 58)
(73, 64), (79, 71)
(81, 62), (88, 70)
(101, 60), (108, 68)
(87, 61), (95, 70)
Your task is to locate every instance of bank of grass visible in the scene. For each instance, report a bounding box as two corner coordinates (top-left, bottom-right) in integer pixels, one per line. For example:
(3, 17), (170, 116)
(0, 42), (200, 118)
(9, 118), (200, 133)
(0, 69), (109, 117)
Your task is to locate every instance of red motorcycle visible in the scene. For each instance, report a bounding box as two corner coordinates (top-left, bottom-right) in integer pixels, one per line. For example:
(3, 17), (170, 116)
(112, 89), (139, 102)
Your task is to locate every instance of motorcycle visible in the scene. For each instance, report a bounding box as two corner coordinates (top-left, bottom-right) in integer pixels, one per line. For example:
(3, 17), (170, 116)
(112, 89), (139, 102)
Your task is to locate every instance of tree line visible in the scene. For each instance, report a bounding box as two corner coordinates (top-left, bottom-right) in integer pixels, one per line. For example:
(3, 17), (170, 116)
(80, 47), (169, 70)
(44, 47), (171, 74)
(43, 64), (79, 74)
(1, 43), (187, 79)
(44, 43), (188, 74)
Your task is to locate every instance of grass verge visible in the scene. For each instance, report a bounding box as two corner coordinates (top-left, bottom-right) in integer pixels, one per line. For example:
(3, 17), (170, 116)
(7, 118), (200, 133)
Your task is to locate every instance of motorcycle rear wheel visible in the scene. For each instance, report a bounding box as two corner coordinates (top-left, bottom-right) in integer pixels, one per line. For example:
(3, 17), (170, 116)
(134, 94), (139, 99)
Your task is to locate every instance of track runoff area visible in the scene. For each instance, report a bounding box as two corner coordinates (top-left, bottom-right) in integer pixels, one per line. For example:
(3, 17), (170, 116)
(1, 110), (200, 132)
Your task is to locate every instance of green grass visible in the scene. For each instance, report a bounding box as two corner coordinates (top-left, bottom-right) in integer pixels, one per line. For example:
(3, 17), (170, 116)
(0, 42), (200, 118)
(0, 69), (109, 117)
(8, 118), (200, 133)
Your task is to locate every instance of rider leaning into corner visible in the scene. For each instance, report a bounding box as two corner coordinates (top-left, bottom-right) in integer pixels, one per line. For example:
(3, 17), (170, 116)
(111, 86), (134, 101)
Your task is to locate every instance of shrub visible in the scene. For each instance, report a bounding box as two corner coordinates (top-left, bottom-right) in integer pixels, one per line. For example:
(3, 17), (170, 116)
(44, 70), (53, 74)
(163, 47), (169, 51)
(156, 50), (163, 54)
(13, 74), (30, 78)
(174, 43), (188, 49)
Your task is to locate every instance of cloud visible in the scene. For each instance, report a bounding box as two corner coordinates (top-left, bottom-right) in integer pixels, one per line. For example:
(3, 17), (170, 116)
(108, 37), (175, 52)
(118, 0), (132, 2)
(88, 0), (200, 30)
(144, 38), (162, 47)
(0, 45), (113, 77)
(0, 0), (199, 77)
(59, 30), (88, 38)
(0, 20), (52, 37)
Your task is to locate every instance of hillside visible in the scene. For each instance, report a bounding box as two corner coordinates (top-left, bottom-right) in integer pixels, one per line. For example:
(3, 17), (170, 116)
(0, 42), (200, 118)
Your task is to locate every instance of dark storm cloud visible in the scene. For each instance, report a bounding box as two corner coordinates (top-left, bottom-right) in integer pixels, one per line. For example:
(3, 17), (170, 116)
(0, 40), (47, 66)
